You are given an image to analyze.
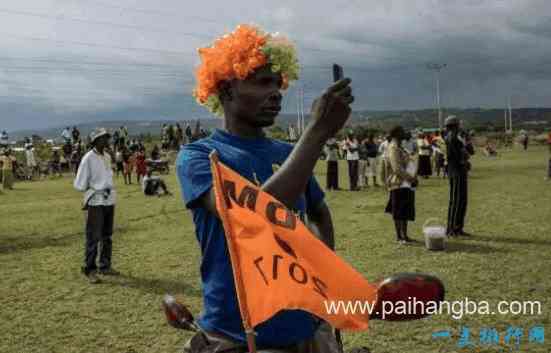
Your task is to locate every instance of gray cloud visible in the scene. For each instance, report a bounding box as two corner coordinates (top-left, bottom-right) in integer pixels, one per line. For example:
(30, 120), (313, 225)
(1, 0), (551, 131)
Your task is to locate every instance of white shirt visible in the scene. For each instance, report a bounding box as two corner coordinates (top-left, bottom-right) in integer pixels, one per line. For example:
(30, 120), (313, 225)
(345, 139), (359, 160)
(74, 149), (116, 206)
(379, 140), (390, 160)
(25, 149), (37, 167)
(61, 129), (71, 140)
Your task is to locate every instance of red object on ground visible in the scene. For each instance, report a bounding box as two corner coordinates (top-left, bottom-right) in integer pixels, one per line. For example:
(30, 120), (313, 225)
(370, 273), (445, 321)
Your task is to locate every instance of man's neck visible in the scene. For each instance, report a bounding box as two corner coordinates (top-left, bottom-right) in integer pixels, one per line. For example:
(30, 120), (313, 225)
(94, 147), (104, 154)
(224, 117), (265, 139)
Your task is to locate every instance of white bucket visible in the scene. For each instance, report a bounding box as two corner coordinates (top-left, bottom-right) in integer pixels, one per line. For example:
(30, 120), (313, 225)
(423, 218), (447, 251)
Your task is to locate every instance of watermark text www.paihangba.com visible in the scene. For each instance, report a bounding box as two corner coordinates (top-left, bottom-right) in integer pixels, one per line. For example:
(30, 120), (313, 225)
(324, 297), (543, 320)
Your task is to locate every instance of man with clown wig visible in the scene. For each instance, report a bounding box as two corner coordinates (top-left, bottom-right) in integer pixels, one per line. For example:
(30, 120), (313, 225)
(176, 24), (354, 352)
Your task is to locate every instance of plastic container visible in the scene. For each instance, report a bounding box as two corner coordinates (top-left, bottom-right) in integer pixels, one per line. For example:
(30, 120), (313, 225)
(423, 218), (447, 251)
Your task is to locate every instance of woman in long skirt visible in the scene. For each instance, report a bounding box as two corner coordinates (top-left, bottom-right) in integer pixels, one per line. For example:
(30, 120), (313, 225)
(417, 133), (432, 178)
(384, 126), (418, 244)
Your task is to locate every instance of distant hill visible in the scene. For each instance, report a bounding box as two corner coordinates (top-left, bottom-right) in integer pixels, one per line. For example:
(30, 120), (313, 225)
(9, 108), (551, 141)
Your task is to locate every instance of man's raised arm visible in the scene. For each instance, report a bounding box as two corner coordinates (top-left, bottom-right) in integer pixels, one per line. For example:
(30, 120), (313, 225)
(199, 78), (354, 216)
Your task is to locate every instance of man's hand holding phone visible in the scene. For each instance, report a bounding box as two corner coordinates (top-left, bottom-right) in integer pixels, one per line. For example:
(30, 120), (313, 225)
(309, 64), (354, 140)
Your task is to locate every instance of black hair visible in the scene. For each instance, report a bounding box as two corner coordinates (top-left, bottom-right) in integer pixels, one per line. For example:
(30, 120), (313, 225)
(389, 125), (404, 140)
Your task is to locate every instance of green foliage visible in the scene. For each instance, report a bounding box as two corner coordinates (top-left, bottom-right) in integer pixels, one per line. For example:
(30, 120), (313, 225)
(266, 126), (288, 141)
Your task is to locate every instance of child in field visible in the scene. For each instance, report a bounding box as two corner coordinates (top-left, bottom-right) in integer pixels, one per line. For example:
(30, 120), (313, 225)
(483, 142), (497, 157)
(115, 149), (123, 178)
(135, 149), (147, 183)
(142, 169), (171, 197)
(122, 147), (133, 185)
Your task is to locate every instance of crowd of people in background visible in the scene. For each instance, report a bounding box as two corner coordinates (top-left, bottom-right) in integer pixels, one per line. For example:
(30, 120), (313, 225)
(0, 122), (212, 194)
(317, 128), (471, 193)
(2, 123), (551, 194)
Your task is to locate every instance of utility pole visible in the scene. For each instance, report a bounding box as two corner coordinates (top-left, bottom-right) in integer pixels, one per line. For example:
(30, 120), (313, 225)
(508, 96), (513, 132)
(427, 63), (447, 131)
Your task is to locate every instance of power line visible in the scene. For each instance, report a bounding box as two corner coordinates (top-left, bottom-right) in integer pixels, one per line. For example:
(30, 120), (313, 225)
(80, 1), (428, 62)
(0, 8), (213, 40)
(1, 65), (186, 75)
(0, 56), (185, 70)
(1, 32), (194, 56)
(80, 0), (222, 24)
(0, 7), (428, 63)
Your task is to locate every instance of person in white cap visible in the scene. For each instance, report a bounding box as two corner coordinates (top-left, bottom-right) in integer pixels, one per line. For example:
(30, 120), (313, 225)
(74, 128), (119, 283)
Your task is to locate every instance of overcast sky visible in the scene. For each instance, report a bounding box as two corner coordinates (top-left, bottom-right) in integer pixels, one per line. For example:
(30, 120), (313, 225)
(1, 0), (550, 131)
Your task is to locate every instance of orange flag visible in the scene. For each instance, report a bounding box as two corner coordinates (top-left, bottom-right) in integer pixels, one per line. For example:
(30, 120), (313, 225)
(209, 152), (378, 332)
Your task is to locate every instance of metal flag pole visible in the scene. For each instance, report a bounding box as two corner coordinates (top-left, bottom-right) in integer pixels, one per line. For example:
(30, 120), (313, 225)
(427, 63), (447, 131)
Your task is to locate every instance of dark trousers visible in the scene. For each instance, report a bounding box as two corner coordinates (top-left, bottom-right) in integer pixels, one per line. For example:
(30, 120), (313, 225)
(326, 161), (339, 190)
(447, 173), (468, 234)
(347, 160), (359, 190)
(83, 205), (115, 274)
(548, 158), (551, 178)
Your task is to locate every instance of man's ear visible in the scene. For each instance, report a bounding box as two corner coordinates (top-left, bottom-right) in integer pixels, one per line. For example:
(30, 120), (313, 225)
(218, 81), (233, 103)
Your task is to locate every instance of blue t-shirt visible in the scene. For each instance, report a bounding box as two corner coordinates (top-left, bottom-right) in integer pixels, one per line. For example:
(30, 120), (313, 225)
(176, 129), (325, 347)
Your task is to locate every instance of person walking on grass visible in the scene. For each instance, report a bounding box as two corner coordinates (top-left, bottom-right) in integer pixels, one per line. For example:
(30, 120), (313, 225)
(74, 128), (119, 284)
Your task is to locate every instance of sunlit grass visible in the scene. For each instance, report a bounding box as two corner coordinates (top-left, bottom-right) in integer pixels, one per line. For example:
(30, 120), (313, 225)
(1, 146), (550, 353)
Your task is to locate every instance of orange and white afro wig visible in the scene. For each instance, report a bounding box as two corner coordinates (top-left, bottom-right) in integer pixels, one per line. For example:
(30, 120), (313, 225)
(193, 24), (300, 116)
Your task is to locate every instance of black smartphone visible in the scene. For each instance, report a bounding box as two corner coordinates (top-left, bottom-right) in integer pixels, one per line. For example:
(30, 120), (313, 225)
(333, 64), (344, 82)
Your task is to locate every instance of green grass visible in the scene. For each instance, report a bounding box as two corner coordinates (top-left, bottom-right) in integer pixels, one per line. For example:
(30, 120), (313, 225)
(1, 146), (550, 353)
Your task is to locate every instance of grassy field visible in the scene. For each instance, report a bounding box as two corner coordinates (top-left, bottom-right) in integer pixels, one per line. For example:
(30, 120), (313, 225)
(1, 146), (550, 353)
